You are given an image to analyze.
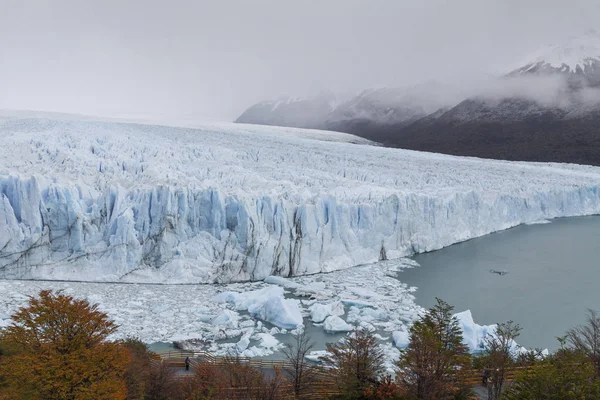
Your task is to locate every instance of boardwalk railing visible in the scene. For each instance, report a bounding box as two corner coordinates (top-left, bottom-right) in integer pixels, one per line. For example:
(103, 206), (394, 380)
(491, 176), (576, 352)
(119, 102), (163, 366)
(460, 365), (538, 386)
(156, 350), (331, 378)
(155, 348), (540, 398)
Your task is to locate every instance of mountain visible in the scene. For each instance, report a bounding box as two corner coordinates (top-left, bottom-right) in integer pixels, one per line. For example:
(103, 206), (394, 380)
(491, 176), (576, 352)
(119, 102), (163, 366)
(235, 30), (600, 166)
(236, 83), (460, 138)
(508, 29), (600, 88)
(355, 30), (600, 165)
(323, 84), (461, 138)
(235, 91), (337, 129)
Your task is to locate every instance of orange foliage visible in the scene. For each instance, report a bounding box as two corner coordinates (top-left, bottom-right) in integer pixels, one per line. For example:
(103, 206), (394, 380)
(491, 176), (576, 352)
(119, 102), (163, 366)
(179, 358), (291, 400)
(0, 290), (129, 400)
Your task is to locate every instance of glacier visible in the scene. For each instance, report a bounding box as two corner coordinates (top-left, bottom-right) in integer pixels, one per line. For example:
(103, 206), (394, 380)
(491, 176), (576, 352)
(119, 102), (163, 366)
(1, 113), (600, 283)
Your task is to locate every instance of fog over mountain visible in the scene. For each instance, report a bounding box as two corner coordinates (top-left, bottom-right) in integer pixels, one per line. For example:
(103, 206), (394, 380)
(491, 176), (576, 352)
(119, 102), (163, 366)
(237, 29), (600, 165)
(2, 0), (600, 123)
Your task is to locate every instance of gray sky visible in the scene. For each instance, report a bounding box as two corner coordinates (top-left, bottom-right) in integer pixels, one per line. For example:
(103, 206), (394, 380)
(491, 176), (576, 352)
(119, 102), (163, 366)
(0, 0), (598, 121)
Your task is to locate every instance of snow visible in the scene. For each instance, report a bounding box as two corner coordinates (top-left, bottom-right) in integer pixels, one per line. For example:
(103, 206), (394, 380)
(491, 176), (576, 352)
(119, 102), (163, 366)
(323, 316), (352, 333)
(2, 112), (600, 283)
(516, 29), (600, 72)
(214, 286), (303, 329)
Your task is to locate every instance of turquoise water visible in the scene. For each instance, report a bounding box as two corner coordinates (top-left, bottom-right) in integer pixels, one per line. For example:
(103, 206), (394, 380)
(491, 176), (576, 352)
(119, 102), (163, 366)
(398, 216), (600, 350)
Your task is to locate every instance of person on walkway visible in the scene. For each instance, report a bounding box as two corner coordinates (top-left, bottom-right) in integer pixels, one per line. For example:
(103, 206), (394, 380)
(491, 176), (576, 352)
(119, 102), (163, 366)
(482, 368), (489, 386)
(185, 356), (191, 371)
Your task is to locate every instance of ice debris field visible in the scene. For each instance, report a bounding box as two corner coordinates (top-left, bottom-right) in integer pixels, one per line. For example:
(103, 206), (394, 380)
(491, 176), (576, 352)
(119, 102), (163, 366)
(2, 113), (600, 283)
(0, 260), (520, 373)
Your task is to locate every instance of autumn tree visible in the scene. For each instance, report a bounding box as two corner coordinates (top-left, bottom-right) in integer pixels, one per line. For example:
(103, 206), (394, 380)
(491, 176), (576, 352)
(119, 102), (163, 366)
(396, 298), (471, 400)
(566, 309), (600, 377)
(476, 320), (522, 399)
(321, 327), (385, 398)
(0, 290), (129, 400)
(145, 361), (180, 400)
(120, 338), (157, 400)
(503, 345), (600, 399)
(282, 328), (319, 397)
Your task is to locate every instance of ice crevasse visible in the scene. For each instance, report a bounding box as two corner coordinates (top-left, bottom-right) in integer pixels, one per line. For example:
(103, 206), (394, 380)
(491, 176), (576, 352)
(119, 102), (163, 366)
(1, 117), (600, 283)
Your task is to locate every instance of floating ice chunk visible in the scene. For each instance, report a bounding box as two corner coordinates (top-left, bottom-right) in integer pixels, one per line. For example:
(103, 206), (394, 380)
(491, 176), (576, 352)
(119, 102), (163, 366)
(526, 219), (552, 225)
(341, 299), (375, 308)
(305, 350), (330, 363)
(239, 320), (255, 328)
(270, 327), (280, 335)
(309, 301), (345, 323)
(211, 310), (240, 329)
(392, 330), (410, 348)
(360, 307), (388, 321)
(264, 276), (303, 290)
(257, 333), (279, 349)
(214, 286), (302, 329)
(236, 336), (250, 352)
(310, 304), (330, 323)
(358, 321), (376, 332)
(453, 310), (496, 352)
(323, 316), (352, 333)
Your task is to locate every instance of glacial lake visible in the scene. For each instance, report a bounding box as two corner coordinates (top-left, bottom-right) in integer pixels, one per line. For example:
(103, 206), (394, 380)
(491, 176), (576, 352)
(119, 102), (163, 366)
(398, 216), (600, 350)
(148, 216), (600, 356)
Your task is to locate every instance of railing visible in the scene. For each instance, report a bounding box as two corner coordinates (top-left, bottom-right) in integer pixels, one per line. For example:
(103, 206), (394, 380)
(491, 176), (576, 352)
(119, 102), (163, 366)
(460, 365), (538, 386)
(155, 349), (216, 362)
(156, 349), (541, 398)
(156, 350), (330, 375)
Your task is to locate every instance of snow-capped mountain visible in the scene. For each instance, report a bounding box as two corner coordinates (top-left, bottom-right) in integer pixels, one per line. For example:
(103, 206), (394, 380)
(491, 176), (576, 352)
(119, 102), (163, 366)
(365, 30), (600, 165)
(235, 91), (337, 129)
(235, 30), (600, 166)
(2, 111), (600, 283)
(508, 29), (600, 87)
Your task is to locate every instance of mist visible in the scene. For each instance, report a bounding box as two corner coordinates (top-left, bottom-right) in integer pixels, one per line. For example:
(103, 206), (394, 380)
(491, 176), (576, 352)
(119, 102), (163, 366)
(1, 0), (599, 122)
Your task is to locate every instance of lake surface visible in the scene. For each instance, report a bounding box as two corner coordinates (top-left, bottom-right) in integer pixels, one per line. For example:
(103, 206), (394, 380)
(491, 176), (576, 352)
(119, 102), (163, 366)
(398, 216), (600, 350)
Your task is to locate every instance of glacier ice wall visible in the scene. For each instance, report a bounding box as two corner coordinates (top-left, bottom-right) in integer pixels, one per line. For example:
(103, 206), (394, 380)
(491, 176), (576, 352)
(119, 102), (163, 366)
(1, 116), (600, 283)
(2, 175), (600, 283)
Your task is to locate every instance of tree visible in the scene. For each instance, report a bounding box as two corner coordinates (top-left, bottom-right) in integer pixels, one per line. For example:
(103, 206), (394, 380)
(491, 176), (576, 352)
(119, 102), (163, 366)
(566, 309), (600, 377)
(282, 328), (319, 397)
(321, 327), (385, 398)
(0, 290), (129, 400)
(480, 320), (521, 400)
(121, 338), (156, 400)
(396, 298), (470, 400)
(145, 361), (180, 400)
(503, 346), (600, 400)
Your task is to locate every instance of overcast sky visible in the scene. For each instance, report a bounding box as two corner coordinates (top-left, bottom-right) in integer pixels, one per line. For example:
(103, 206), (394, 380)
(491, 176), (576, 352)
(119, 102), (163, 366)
(0, 0), (598, 121)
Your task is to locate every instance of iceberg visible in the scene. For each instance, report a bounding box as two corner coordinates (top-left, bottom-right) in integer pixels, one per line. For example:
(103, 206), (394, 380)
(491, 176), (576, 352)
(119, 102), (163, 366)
(454, 310), (497, 352)
(309, 301), (345, 323)
(392, 330), (410, 348)
(214, 286), (302, 330)
(2, 116), (600, 283)
(323, 315), (353, 333)
(211, 310), (240, 329)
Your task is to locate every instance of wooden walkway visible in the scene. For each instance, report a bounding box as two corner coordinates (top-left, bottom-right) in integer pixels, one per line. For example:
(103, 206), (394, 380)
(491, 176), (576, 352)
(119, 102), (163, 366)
(155, 350), (536, 399)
